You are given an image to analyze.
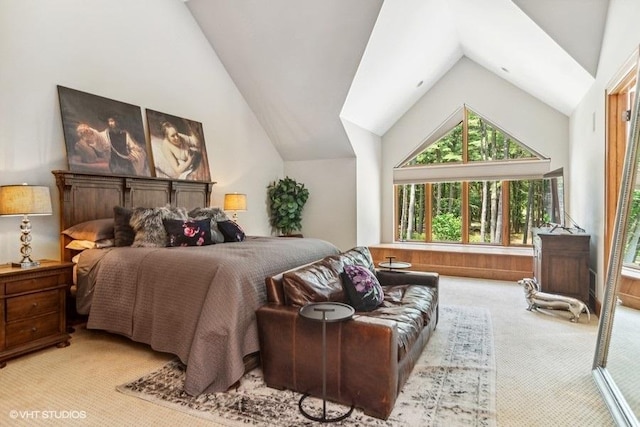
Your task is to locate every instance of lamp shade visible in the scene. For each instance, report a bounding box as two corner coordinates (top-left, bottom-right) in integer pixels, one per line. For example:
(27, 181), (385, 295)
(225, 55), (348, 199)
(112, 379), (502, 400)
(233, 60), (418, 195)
(223, 193), (247, 211)
(0, 184), (53, 216)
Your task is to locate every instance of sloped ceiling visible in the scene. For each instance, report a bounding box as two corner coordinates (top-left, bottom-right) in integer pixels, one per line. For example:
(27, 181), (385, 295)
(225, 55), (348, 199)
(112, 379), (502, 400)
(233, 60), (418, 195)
(185, 0), (608, 161)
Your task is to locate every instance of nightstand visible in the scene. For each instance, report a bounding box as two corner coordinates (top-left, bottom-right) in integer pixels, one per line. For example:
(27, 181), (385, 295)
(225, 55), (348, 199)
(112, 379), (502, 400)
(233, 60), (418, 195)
(0, 260), (73, 368)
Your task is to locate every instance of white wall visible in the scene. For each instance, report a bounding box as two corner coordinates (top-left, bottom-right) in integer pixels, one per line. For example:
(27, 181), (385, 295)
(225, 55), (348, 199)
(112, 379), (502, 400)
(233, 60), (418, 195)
(381, 57), (570, 242)
(279, 120), (379, 252)
(342, 119), (382, 246)
(284, 159), (356, 251)
(0, 0), (284, 262)
(571, 0), (640, 300)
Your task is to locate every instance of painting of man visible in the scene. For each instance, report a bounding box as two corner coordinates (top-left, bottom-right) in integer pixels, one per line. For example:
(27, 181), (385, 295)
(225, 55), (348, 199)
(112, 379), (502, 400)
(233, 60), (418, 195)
(58, 86), (151, 176)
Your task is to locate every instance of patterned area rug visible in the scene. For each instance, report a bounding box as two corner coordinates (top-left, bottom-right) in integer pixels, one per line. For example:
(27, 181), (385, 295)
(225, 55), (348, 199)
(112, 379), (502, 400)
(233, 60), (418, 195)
(117, 305), (496, 426)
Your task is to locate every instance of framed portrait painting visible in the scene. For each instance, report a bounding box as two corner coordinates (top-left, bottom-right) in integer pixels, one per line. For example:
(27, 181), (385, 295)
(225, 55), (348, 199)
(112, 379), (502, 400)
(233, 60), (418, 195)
(57, 86), (151, 176)
(146, 109), (211, 182)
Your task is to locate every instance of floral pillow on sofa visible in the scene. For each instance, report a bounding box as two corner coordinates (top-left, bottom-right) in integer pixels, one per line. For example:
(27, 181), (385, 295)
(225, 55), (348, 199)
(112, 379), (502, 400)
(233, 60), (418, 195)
(341, 264), (384, 311)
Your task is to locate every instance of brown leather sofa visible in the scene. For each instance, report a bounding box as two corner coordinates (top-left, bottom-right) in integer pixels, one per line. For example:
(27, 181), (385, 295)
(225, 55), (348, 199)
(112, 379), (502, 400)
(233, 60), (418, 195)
(256, 246), (439, 420)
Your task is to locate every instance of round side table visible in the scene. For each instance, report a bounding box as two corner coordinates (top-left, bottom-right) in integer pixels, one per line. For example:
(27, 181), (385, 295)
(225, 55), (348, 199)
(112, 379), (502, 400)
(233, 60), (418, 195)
(298, 302), (355, 423)
(379, 255), (412, 271)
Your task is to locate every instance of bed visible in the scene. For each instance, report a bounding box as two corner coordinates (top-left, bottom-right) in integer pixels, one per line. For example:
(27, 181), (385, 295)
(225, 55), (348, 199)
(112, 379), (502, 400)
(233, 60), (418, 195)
(52, 170), (340, 395)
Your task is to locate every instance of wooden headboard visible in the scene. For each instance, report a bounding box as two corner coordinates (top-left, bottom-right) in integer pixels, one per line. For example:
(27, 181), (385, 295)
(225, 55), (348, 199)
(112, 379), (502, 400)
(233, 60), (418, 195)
(52, 170), (215, 262)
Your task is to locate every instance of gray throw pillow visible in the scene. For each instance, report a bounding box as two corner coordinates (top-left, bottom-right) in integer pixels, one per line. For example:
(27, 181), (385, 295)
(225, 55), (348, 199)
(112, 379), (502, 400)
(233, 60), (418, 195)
(113, 206), (135, 247)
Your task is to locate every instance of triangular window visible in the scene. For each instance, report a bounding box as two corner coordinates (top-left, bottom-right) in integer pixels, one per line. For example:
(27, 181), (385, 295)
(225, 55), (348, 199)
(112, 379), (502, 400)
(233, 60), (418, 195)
(466, 109), (538, 162)
(405, 125), (463, 166)
(401, 106), (541, 168)
(394, 106), (549, 184)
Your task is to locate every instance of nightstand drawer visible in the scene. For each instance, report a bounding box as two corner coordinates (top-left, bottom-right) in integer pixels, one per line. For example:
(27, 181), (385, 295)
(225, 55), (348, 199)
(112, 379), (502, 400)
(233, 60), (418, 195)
(5, 313), (60, 348)
(5, 274), (64, 295)
(6, 290), (59, 322)
(0, 262), (73, 367)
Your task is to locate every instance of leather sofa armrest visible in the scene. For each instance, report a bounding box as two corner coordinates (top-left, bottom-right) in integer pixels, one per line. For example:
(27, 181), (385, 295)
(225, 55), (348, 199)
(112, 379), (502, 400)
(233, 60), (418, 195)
(256, 304), (300, 383)
(375, 269), (439, 288)
(256, 303), (401, 419)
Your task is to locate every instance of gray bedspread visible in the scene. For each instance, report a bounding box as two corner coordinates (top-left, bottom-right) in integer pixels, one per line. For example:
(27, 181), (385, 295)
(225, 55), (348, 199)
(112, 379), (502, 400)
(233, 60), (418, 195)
(75, 236), (339, 395)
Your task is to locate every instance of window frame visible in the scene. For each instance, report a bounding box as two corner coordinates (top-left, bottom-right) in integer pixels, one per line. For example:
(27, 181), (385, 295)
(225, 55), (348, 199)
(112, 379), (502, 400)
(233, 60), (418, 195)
(393, 106), (553, 247)
(395, 178), (532, 246)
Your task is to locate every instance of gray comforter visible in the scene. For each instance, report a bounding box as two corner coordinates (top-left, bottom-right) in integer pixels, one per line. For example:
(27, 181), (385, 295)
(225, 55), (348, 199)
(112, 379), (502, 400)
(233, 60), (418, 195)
(75, 236), (339, 395)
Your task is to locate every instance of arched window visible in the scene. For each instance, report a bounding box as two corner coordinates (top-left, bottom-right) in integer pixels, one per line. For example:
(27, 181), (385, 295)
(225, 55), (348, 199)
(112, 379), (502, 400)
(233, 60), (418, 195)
(394, 105), (557, 246)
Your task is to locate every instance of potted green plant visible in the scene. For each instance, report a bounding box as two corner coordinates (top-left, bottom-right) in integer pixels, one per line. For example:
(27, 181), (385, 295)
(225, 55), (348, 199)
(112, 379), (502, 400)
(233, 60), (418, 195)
(267, 176), (309, 236)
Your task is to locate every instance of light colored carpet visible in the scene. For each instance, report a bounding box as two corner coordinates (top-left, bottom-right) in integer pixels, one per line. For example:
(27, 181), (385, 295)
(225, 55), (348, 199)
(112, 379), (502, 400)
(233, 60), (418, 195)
(116, 305), (496, 426)
(450, 277), (614, 427)
(605, 303), (640, 415)
(0, 276), (616, 426)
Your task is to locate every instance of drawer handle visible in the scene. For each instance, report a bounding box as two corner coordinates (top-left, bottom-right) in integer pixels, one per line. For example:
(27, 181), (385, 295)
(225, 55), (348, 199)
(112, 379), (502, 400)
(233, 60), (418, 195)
(31, 327), (37, 333)
(32, 302), (39, 308)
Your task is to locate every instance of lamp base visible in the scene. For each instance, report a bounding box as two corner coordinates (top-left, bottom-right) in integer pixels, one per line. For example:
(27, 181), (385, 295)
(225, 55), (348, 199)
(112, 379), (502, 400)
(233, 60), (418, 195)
(11, 260), (40, 269)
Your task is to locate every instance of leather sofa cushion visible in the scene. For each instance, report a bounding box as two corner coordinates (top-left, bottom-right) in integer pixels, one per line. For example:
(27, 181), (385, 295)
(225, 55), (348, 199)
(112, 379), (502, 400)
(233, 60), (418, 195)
(282, 246), (375, 306)
(320, 246), (375, 273)
(358, 284), (438, 360)
(282, 260), (345, 306)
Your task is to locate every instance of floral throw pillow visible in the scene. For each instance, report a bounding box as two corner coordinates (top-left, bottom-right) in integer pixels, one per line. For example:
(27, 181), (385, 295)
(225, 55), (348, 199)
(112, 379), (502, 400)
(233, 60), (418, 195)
(163, 219), (212, 247)
(188, 207), (228, 243)
(341, 264), (384, 311)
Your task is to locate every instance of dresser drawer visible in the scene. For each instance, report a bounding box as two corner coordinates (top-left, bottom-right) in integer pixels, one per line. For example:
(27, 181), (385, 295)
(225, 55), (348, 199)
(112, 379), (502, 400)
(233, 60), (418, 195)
(5, 313), (60, 348)
(6, 290), (59, 322)
(4, 273), (65, 295)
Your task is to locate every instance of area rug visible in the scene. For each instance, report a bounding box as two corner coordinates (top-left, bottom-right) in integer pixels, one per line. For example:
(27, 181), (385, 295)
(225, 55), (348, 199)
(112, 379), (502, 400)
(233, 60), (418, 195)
(117, 305), (496, 426)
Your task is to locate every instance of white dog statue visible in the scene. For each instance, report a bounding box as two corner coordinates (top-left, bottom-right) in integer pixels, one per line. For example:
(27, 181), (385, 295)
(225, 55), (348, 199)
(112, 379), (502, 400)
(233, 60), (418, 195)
(518, 278), (590, 323)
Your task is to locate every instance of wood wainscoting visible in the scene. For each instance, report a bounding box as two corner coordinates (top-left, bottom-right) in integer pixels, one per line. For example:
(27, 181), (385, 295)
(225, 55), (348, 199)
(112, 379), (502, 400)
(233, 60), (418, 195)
(369, 243), (533, 281)
(620, 269), (640, 310)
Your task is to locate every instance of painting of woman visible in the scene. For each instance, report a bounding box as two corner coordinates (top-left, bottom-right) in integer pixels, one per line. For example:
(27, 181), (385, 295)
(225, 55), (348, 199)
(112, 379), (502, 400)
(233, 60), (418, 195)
(147, 110), (211, 181)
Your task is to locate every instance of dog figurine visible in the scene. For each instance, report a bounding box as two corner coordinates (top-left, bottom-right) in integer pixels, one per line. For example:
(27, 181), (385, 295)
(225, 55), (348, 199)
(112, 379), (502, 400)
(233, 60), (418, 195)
(518, 278), (590, 323)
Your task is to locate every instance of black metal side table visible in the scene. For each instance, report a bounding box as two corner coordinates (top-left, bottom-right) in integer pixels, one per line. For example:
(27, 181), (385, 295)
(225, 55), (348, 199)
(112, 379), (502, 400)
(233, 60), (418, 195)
(298, 302), (355, 422)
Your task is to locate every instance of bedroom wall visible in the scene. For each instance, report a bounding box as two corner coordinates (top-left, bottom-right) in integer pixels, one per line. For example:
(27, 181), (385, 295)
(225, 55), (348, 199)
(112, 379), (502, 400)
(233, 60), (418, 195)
(381, 56), (570, 242)
(0, 0), (285, 263)
(342, 118), (382, 247)
(570, 0), (640, 301)
(278, 120), (380, 252)
(284, 159), (356, 251)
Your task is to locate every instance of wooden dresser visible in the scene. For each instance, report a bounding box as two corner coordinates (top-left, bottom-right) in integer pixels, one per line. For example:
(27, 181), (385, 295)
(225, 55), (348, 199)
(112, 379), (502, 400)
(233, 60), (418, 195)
(0, 260), (73, 368)
(532, 229), (591, 305)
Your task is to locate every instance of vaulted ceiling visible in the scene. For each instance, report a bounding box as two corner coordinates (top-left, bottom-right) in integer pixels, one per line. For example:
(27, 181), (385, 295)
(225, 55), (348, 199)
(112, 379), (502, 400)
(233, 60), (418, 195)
(185, 0), (609, 161)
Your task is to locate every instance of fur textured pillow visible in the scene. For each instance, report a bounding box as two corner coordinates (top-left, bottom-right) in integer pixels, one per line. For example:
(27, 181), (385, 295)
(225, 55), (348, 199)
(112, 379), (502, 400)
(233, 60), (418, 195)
(130, 206), (188, 247)
(188, 207), (229, 243)
(113, 206), (135, 247)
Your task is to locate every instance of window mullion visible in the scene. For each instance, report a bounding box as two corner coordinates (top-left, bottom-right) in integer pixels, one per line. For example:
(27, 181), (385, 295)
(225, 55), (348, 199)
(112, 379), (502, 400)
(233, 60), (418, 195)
(425, 183), (432, 242)
(462, 181), (469, 244)
(502, 180), (510, 245)
(463, 106), (468, 164)
(394, 185), (400, 241)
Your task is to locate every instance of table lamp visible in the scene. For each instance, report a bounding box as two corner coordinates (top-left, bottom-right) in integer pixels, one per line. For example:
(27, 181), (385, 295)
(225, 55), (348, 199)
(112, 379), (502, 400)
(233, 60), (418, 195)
(0, 184), (53, 268)
(223, 193), (247, 222)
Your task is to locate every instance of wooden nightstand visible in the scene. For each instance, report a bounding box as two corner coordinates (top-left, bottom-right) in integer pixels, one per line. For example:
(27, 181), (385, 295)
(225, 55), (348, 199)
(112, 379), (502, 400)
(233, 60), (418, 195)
(0, 260), (73, 368)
